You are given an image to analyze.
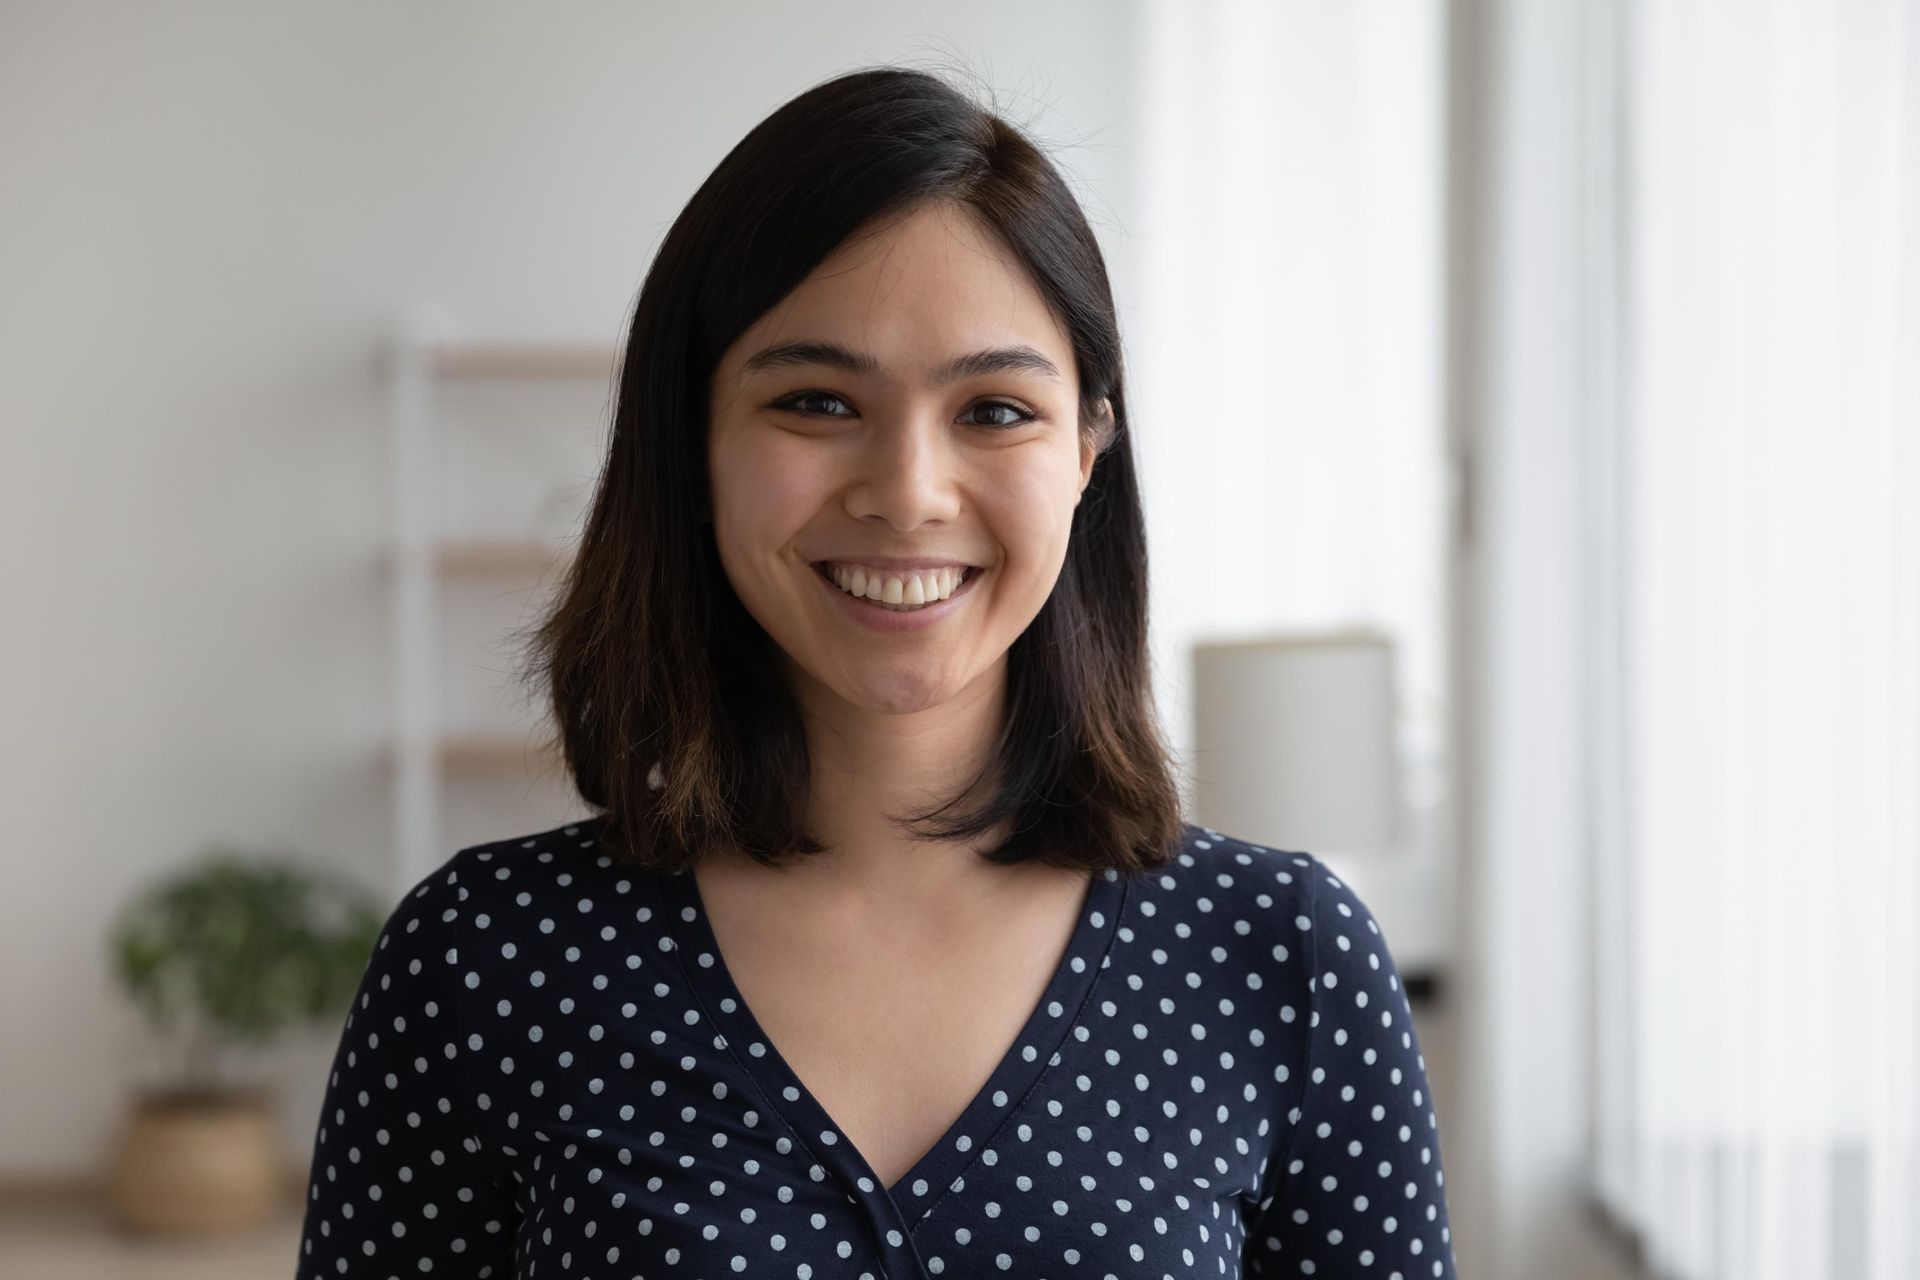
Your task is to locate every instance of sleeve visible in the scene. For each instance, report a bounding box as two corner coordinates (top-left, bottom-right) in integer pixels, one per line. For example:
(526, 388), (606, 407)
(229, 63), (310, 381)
(294, 849), (520, 1279)
(1244, 853), (1458, 1278)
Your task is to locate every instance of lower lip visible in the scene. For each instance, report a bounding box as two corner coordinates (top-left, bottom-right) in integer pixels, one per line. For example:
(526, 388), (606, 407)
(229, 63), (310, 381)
(811, 564), (983, 633)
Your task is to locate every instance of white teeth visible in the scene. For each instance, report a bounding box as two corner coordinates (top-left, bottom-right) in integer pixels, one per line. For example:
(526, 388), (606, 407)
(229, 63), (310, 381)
(824, 563), (968, 611)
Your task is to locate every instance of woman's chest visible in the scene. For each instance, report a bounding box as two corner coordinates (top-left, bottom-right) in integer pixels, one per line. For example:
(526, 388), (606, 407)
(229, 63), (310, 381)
(459, 852), (1294, 1278)
(698, 869), (1090, 1189)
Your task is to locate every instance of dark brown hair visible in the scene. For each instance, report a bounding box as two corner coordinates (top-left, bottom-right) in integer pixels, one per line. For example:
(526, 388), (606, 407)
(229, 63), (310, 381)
(518, 63), (1184, 876)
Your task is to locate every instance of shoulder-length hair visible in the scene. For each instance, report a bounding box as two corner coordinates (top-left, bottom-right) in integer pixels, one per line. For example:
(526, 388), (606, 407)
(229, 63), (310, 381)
(519, 64), (1184, 876)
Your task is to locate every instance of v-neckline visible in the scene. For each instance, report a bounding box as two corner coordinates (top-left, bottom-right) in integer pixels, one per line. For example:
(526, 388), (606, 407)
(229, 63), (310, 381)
(662, 854), (1130, 1230)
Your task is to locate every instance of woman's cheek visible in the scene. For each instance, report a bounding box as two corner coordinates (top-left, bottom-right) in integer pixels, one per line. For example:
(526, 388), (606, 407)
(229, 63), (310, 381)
(714, 433), (820, 533)
(993, 469), (1080, 567)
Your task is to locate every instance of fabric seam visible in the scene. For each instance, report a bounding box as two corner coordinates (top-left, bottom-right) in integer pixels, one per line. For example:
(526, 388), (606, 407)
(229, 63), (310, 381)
(912, 867), (1135, 1229)
(1260, 851), (1321, 1219)
(443, 848), (519, 1214)
(660, 883), (843, 1186)
(656, 887), (906, 1269)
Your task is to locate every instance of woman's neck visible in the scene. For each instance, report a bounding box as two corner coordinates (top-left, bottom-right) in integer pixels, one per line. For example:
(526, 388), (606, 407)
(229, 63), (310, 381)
(772, 656), (1017, 905)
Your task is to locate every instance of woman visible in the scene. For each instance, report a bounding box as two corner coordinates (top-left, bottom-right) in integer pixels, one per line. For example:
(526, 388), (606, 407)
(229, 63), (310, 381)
(297, 65), (1456, 1279)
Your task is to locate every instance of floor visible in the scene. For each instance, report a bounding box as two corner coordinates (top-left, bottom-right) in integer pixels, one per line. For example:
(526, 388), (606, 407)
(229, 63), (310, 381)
(0, 1194), (306, 1280)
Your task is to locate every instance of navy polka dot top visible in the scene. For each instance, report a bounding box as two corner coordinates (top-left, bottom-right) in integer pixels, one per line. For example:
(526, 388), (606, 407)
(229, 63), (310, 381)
(296, 815), (1456, 1278)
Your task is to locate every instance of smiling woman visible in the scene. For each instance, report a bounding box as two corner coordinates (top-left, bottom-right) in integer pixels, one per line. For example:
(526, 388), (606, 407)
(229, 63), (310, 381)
(296, 62), (1456, 1280)
(524, 66), (1160, 880)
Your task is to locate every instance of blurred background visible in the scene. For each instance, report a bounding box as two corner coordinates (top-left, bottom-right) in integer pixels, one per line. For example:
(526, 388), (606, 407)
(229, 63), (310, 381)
(1, 1), (1913, 1277)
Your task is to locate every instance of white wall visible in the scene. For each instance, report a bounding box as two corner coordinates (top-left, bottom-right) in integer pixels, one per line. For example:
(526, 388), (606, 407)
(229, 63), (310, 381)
(0, 0), (1141, 1176)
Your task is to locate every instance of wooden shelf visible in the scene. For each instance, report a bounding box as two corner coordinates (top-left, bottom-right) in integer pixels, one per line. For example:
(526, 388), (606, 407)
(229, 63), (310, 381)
(435, 732), (564, 776)
(429, 342), (617, 380)
(436, 540), (575, 577)
(386, 320), (608, 881)
(383, 541), (576, 577)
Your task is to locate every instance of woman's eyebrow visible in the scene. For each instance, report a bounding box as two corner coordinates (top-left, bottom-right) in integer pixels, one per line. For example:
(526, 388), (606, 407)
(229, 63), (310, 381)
(740, 339), (1062, 386)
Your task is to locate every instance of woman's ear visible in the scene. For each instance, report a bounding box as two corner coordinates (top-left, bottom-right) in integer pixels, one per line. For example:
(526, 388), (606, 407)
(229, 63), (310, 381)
(1077, 397), (1113, 504)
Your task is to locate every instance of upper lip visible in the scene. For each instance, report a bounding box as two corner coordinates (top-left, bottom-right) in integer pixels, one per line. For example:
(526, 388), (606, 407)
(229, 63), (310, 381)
(811, 555), (981, 570)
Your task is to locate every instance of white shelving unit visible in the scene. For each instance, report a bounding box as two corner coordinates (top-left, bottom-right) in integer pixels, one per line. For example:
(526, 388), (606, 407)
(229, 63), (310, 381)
(383, 306), (618, 886)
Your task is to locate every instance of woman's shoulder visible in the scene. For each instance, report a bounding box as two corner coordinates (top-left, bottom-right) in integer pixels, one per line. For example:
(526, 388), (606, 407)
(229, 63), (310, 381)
(452, 812), (618, 874)
(1146, 823), (1400, 970)
(1143, 821), (1326, 915)
(400, 813), (678, 935)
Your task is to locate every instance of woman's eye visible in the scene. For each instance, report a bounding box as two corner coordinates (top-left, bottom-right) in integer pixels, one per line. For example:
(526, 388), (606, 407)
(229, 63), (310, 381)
(964, 400), (1039, 429)
(778, 390), (854, 417)
(772, 391), (1037, 430)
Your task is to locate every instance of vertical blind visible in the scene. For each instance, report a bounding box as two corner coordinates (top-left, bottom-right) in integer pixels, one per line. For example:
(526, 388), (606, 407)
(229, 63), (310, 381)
(1590, 2), (1920, 1276)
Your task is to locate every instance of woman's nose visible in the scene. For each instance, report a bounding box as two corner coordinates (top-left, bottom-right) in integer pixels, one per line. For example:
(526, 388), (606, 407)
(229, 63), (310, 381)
(844, 417), (964, 528)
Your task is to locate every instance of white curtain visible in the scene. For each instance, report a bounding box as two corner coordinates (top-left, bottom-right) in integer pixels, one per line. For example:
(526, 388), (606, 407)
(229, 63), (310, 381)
(1590, 2), (1920, 1277)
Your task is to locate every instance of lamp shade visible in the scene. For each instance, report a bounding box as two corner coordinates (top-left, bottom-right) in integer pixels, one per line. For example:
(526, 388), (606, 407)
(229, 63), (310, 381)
(1190, 629), (1402, 855)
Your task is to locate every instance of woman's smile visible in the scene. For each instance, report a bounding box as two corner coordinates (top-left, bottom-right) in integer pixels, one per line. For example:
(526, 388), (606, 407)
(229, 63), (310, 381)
(809, 558), (987, 632)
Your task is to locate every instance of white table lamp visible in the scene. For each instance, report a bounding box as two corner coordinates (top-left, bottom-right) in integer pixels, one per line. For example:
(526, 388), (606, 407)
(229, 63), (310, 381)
(1189, 628), (1403, 860)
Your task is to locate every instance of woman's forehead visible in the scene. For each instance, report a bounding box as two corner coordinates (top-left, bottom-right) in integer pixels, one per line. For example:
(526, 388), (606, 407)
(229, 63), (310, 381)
(720, 211), (1073, 384)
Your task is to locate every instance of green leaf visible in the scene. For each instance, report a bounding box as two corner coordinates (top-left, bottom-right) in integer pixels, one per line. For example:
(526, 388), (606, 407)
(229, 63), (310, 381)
(105, 846), (389, 1069)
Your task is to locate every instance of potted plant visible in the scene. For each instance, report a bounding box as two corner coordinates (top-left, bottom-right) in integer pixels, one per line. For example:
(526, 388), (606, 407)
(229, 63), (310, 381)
(105, 845), (384, 1234)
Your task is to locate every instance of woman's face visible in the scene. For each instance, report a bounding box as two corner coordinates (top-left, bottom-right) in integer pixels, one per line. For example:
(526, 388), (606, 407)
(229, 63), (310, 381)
(707, 199), (1098, 718)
